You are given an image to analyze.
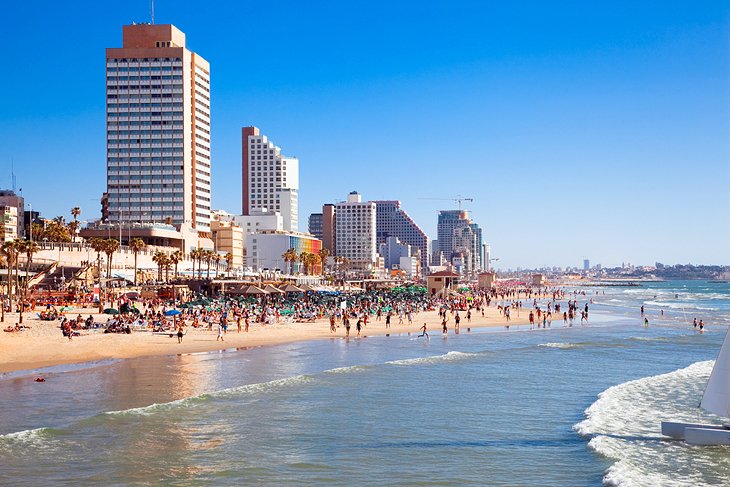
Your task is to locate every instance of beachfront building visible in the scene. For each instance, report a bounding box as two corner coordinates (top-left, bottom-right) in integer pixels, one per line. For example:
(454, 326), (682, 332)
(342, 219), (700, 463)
(210, 219), (244, 269)
(308, 213), (323, 240)
(105, 24), (212, 236)
(0, 191), (24, 238)
(335, 192), (377, 272)
(231, 208), (283, 235)
(373, 200), (430, 277)
(245, 231), (321, 274)
(0, 206), (19, 242)
(241, 127), (299, 232)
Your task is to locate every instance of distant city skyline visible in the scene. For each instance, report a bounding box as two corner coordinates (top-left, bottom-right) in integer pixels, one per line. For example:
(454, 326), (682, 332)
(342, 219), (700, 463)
(1, 1), (728, 269)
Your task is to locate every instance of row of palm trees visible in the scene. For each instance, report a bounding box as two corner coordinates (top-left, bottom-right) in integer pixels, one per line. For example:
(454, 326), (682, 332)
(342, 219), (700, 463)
(87, 238), (234, 284)
(0, 239), (41, 324)
(281, 248), (336, 276)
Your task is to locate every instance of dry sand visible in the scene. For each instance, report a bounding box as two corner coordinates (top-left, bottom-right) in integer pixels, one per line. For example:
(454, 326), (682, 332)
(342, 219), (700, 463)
(0, 304), (532, 374)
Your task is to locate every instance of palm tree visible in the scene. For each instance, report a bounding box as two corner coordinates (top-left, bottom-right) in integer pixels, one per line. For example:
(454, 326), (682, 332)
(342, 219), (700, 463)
(188, 249), (199, 278)
(204, 250), (213, 279)
(213, 253), (221, 278)
(282, 248), (297, 276)
(18, 240), (39, 325)
(170, 250), (183, 280)
(225, 252), (234, 276)
(309, 253), (321, 276)
(299, 251), (309, 275)
(129, 238), (146, 286)
(152, 251), (167, 282)
(318, 248), (330, 275)
(103, 239), (120, 281)
(70, 207), (81, 243)
(197, 249), (205, 279)
(1, 241), (20, 316)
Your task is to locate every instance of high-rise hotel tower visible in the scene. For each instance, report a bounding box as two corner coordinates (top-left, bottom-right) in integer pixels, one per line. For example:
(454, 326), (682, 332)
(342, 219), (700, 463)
(106, 24), (211, 234)
(241, 127), (299, 232)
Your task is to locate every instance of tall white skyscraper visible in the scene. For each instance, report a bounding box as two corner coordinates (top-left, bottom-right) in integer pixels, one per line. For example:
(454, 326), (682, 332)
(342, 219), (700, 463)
(241, 127), (299, 232)
(106, 24), (211, 234)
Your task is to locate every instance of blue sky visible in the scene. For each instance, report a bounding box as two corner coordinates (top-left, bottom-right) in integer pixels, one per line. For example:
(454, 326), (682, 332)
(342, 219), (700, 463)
(1, 1), (728, 269)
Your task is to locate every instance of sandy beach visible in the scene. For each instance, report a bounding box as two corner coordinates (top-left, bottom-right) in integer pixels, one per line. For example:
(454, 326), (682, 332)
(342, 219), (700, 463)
(0, 304), (533, 373)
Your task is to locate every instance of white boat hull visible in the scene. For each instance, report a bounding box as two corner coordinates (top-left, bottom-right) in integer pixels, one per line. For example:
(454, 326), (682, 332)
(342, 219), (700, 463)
(661, 421), (730, 442)
(661, 421), (727, 439)
(686, 427), (730, 445)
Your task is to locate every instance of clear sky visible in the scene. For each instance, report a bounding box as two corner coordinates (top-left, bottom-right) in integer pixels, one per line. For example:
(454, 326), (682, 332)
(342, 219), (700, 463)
(1, 1), (728, 269)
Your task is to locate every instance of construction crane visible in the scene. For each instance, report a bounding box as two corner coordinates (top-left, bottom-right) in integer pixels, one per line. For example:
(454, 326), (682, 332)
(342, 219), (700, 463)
(418, 195), (474, 210)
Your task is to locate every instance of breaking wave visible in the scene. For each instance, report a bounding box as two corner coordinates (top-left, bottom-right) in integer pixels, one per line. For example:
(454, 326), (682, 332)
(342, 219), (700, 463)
(386, 351), (480, 366)
(574, 361), (730, 486)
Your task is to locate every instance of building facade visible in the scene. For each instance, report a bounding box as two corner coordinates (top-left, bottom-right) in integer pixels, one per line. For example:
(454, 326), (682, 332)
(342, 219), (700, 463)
(321, 203), (336, 255)
(373, 200), (430, 276)
(210, 219), (245, 269)
(0, 190), (24, 239)
(0, 206), (18, 242)
(436, 210), (485, 275)
(335, 192), (376, 270)
(106, 24), (211, 235)
(245, 231), (321, 273)
(308, 213), (323, 240)
(241, 127), (299, 231)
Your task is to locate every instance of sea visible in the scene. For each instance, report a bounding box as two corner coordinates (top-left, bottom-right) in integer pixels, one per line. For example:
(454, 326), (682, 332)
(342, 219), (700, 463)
(1, 279), (729, 486)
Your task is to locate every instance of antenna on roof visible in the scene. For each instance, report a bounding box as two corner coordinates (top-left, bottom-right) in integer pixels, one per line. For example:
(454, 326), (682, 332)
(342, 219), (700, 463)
(151, 0), (155, 24)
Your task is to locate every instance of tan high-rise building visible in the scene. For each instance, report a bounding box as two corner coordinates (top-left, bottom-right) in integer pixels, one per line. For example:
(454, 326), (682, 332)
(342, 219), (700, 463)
(106, 24), (211, 235)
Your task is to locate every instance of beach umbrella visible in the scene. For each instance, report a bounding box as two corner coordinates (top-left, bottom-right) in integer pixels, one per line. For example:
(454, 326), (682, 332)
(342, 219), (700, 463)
(165, 309), (182, 316)
(103, 308), (119, 315)
(60, 306), (74, 311)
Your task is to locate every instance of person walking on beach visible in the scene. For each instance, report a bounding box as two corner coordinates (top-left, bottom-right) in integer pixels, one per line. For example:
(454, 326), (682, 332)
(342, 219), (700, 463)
(442, 316), (448, 335)
(529, 311), (535, 329)
(455, 312), (461, 332)
(237, 315), (242, 333)
(344, 316), (351, 337)
(330, 314), (337, 333)
(177, 323), (185, 343)
(216, 322), (224, 341)
(244, 315), (250, 333)
(356, 318), (362, 337)
(419, 323), (429, 339)
(385, 311), (391, 329)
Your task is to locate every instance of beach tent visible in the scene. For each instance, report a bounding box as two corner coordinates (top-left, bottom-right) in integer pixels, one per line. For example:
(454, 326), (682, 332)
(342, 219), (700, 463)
(264, 284), (285, 294)
(103, 308), (119, 315)
(245, 285), (268, 295)
(299, 284), (316, 292)
(280, 284), (304, 293)
(164, 309), (182, 316)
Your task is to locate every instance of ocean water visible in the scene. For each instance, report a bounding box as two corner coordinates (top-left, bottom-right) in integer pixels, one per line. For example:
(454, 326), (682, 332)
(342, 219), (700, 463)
(0, 280), (728, 486)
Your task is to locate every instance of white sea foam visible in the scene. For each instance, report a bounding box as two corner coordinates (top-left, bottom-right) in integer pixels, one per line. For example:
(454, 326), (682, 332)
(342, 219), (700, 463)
(574, 361), (726, 486)
(323, 365), (373, 375)
(386, 351), (479, 366)
(538, 342), (578, 349)
(104, 374), (317, 417)
(0, 427), (63, 452)
(643, 300), (718, 311)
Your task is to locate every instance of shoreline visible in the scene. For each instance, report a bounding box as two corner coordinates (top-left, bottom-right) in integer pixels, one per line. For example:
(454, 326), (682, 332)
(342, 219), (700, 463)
(0, 304), (531, 374)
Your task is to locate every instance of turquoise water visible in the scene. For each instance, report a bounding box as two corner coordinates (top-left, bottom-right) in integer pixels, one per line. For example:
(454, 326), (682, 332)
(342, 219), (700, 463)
(0, 280), (728, 485)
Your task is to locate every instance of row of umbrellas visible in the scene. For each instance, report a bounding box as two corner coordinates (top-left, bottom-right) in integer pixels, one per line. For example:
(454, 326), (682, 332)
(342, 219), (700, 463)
(226, 283), (349, 295)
